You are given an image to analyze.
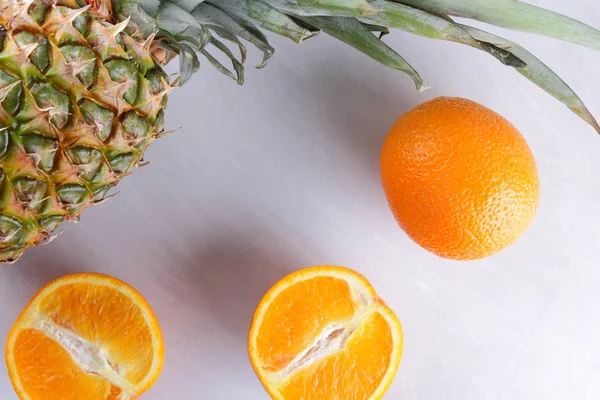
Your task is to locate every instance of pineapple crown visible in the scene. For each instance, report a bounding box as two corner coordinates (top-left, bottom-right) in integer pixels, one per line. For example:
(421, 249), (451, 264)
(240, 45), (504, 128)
(108, 0), (600, 133)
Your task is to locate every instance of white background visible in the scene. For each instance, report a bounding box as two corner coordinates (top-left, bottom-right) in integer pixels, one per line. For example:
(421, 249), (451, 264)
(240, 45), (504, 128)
(1, 1), (600, 399)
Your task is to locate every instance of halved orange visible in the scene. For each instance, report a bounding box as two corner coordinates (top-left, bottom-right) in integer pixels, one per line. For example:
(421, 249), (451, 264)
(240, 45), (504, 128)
(5, 273), (164, 400)
(248, 266), (403, 400)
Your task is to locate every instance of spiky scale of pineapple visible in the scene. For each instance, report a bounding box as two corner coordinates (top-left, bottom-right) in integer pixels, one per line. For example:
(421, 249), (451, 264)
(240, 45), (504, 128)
(0, 0), (170, 262)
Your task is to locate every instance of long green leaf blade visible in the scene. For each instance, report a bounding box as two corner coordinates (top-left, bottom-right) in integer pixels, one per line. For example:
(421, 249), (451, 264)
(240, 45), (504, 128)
(192, 3), (275, 68)
(360, 1), (600, 133)
(262, 0), (379, 17)
(167, 0), (208, 13)
(360, 1), (474, 43)
(117, 2), (160, 37)
(299, 16), (427, 91)
(177, 42), (201, 85)
(201, 36), (245, 84)
(213, 0), (319, 43)
(459, 24), (600, 133)
(398, 0), (600, 51)
(156, 1), (203, 35)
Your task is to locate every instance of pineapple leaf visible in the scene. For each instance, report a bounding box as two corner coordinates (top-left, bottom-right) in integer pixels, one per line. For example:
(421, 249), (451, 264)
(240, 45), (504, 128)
(362, 22), (390, 37)
(116, 0), (161, 17)
(213, 0), (320, 44)
(153, 28), (202, 84)
(116, 2), (160, 37)
(171, 25), (211, 51)
(205, 25), (248, 65)
(459, 24), (600, 134)
(156, 1), (203, 35)
(298, 16), (428, 91)
(261, 0), (380, 17)
(166, 0), (208, 13)
(119, 0), (599, 133)
(361, 1), (600, 133)
(398, 0), (600, 51)
(201, 35), (245, 84)
(191, 3), (274, 69)
(158, 31), (201, 85)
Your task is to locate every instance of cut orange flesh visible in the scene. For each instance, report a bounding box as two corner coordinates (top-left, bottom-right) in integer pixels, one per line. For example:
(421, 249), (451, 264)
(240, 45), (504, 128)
(6, 274), (164, 400)
(248, 266), (403, 400)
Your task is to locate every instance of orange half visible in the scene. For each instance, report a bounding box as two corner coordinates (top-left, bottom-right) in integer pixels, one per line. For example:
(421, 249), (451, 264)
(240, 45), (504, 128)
(248, 266), (403, 400)
(5, 273), (164, 400)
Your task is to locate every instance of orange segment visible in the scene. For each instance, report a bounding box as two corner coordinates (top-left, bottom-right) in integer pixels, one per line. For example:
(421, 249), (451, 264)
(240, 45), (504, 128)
(248, 266), (403, 400)
(256, 275), (364, 371)
(280, 311), (396, 400)
(37, 283), (155, 385)
(6, 274), (164, 400)
(12, 329), (118, 400)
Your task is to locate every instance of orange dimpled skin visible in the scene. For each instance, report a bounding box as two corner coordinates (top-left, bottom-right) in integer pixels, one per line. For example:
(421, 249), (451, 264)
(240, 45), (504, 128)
(380, 97), (540, 260)
(6, 274), (164, 400)
(248, 266), (403, 400)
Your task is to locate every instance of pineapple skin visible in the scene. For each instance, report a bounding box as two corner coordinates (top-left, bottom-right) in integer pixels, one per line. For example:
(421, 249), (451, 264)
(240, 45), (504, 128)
(0, 0), (171, 262)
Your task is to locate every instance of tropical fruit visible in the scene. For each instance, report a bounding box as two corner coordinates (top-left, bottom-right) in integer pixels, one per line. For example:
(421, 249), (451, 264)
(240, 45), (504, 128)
(380, 97), (540, 260)
(248, 266), (403, 400)
(5, 273), (164, 400)
(0, 0), (597, 261)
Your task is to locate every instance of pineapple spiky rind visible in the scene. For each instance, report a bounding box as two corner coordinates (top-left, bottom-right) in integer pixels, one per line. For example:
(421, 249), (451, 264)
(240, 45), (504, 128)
(0, 0), (170, 261)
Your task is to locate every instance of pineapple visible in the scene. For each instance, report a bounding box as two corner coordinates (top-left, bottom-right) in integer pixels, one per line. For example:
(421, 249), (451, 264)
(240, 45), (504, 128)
(0, 0), (597, 262)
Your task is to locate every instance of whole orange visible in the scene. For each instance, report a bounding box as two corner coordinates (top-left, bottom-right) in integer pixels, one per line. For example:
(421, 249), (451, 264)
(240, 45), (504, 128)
(380, 97), (539, 260)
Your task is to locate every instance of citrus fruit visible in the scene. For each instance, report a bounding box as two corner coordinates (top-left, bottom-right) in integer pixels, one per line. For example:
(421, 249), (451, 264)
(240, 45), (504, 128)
(380, 97), (540, 260)
(248, 266), (403, 400)
(5, 273), (164, 400)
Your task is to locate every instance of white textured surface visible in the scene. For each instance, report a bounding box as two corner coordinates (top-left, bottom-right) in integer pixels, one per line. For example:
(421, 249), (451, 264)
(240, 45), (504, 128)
(2, 1), (600, 399)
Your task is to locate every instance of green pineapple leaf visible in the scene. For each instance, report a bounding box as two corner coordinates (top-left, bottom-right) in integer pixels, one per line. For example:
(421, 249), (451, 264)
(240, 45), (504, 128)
(204, 25), (249, 65)
(164, 0), (208, 13)
(201, 36), (245, 84)
(261, 0), (380, 17)
(398, 0), (600, 51)
(214, 0), (320, 44)
(360, 1), (600, 133)
(156, 30), (201, 85)
(299, 15), (428, 91)
(155, 1), (203, 35)
(192, 3), (274, 69)
(120, 0), (598, 132)
(362, 22), (390, 37)
(459, 24), (600, 134)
